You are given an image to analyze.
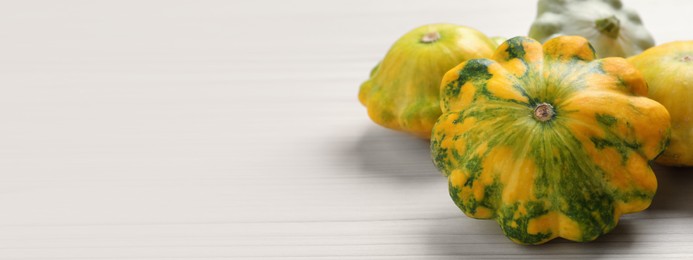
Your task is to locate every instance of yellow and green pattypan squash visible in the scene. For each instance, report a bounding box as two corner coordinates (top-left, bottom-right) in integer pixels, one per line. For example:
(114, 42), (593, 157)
(628, 41), (693, 166)
(359, 24), (496, 138)
(529, 0), (654, 58)
(431, 36), (670, 244)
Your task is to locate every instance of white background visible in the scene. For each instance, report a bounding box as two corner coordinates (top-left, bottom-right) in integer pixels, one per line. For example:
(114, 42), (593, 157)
(1, 0), (692, 259)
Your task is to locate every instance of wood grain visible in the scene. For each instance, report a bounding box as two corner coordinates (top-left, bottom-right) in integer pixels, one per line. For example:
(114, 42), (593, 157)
(1, 0), (692, 259)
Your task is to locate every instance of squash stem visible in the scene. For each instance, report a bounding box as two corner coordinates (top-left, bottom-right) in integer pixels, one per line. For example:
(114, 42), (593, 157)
(595, 15), (620, 39)
(533, 103), (555, 122)
(421, 31), (441, 43)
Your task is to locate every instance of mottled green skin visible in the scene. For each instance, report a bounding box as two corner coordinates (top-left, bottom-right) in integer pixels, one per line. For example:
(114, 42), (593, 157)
(431, 36), (670, 244)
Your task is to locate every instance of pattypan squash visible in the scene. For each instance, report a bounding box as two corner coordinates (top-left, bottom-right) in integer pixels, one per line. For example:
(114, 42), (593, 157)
(432, 36), (670, 244)
(359, 24), (496, 138)
(629, 41), (693, 166)
(529, 0), (654, 58)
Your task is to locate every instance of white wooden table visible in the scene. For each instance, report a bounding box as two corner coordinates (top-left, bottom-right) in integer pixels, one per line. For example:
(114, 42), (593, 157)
(1, 1), (693, 259)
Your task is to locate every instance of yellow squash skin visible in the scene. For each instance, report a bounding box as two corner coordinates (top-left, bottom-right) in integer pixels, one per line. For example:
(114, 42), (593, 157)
(431, 36), (670, 244)
(359, 24), (496, 138)
(628, 41), (693, 166)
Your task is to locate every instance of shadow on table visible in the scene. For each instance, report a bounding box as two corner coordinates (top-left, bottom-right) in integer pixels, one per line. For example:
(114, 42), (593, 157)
(424, 213), (638, 258)
(648, 164), (693, 214)
(344, 126), (439, 180)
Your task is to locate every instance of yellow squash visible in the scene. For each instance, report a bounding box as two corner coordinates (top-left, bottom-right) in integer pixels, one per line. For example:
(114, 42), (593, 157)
(628, 41), (693, 166)
(359, 24), (496, 138)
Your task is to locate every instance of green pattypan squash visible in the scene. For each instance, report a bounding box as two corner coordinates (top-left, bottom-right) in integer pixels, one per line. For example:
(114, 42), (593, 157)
(529, 0), (654, 58)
